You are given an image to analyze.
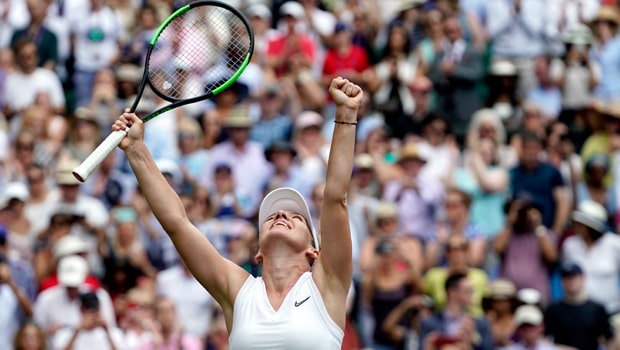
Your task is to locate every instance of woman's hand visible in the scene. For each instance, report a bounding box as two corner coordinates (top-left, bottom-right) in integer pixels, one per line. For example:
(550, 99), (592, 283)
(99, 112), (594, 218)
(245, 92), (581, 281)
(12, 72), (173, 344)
(329, 77), (363, 111)
(112, 112), (144, 151)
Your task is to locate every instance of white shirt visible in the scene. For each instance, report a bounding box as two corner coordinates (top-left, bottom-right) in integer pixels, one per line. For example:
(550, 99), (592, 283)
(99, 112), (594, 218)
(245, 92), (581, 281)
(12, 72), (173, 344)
(562, 233), (620, 313)
(52, 326), (125, 350)
(228, 272), (344, 350)
(0, 284), (20, 350)
(3, 68), (66, 112)
(70, 6), (121, 71)
(34, 285), (117, 332)
(155, 265), (215, 339)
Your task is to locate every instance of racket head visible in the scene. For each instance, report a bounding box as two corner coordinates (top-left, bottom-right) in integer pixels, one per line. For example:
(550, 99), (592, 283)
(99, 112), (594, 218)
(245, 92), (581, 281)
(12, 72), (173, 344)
(142, 0), (254, 117)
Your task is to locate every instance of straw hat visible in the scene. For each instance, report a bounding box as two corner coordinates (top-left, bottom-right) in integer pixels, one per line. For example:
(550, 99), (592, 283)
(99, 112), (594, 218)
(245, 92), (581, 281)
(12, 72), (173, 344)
(397, 143), (427, 163)
(590, 6), (620, 26)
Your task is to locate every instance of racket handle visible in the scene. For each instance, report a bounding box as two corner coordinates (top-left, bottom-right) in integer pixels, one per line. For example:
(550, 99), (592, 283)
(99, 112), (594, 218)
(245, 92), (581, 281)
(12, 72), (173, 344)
(72, 129), (128, 182)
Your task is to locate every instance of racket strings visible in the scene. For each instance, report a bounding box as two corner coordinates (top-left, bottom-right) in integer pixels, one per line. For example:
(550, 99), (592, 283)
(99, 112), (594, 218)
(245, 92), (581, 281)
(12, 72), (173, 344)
(147, 5), (251, 100)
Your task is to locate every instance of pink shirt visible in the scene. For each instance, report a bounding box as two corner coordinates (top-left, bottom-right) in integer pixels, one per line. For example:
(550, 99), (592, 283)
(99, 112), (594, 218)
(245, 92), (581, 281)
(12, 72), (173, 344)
(139, 333), (202, 350)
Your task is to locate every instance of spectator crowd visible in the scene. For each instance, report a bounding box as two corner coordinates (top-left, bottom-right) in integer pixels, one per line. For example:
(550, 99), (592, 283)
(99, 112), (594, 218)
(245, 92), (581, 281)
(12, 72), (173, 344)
(3, 0), (620, 349)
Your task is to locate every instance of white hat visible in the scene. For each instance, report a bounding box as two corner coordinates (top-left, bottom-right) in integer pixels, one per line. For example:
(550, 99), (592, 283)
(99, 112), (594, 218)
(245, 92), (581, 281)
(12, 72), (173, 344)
(354, 153), (375, 170)
(258, 187), (319, 250)
(490, 60), (518, 76)
(3, 182), (29, 202)
(55, 158), (82, 186)
(247, 3), (272, 20)
(57, 255), (89, 287)
(514, 305), (543, 327)
(563, 24), (593, 45)
(517, 288), (542, 305)
(295, 111), (324, 129)
(53, 235), (89, 259)
(572, 199), (608, 233)
(280, 1), (304, 19)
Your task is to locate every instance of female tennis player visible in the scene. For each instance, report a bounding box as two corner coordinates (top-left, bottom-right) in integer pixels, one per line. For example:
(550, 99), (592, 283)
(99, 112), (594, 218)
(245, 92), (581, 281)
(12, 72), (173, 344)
(113, 77), (362, 349)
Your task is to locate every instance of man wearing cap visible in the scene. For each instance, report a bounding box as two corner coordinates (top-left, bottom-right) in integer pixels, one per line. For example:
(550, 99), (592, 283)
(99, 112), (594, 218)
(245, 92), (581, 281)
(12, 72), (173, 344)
(506, 305), (559, 350)
(201, 106), (272, 218)
(33, 255), (116, 337)
(563, 199), (620, 314)
(545, 261), (615, 350)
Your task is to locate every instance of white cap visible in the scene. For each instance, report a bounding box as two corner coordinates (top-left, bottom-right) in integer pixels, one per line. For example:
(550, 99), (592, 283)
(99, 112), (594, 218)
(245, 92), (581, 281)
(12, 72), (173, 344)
(490, 60), (518, 76)
(3, 182), (29, 202)
(514, 305), (543, 327)
(572, 199), (608, 233)
(258, 187), (319, 250)
(295, 111), (323, 129)
(280, 1), (304, 19)
(517, 288), (542, 305)
(247, 3), (272, 20)
(57, 255), (89, 287)
(54, 235), (90, 259)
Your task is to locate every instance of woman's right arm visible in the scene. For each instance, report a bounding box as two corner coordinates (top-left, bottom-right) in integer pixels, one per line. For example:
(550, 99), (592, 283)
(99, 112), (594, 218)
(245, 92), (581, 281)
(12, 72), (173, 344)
(114, 113), (249, 312)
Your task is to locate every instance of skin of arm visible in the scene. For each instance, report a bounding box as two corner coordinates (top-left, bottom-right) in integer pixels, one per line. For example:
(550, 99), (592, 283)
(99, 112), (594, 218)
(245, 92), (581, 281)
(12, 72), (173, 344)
(114, 113), (250, 333)
(312, 77), (362, 329)
(552, 186), (570, 236)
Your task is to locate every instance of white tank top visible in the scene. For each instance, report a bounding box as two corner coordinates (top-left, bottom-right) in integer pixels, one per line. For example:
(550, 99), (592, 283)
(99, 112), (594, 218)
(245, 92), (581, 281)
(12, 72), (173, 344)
(228, 272), (344, 350)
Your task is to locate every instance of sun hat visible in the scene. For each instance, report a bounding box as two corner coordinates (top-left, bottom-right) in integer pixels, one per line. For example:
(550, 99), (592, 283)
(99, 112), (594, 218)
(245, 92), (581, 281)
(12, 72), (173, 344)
(221, 107), (254, 128)
(55, 158), (82, 186)
(258, 187), (319, 250)
(398, 143), (427, 163)
(571, 199), (608, 233)
(57, 255), (89, 287)
(590, 6), (620, 26)
(514, 305), (543, 327)
(486, 279), (517, 300)
(354, 153), (375, 170)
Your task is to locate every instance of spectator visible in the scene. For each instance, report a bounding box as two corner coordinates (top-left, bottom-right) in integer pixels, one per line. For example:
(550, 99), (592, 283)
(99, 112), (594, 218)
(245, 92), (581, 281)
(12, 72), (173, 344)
(34, 255), (116, 337)
(419, 273), (493, 350)
(209, 164), (252, 219)
(383, 143), (444, 242)
(428, 15), (484, 140)
(404, 76), (434, 139)
(525, 56), (563, 121)
(1, 181), (33, 261)
(201, 107), (272, 218)
(484, 60), (522, 132)
(155, 261), (215, 342)
(10, 0), (58, 70)
(465, 108), (518, 169)
(576, 153), (616, 218)
(434, 0), (486, 50)
(264, 140), (316, 201)
(139, 296), (203, 350)
(545, 261), (615, 350)
(12, 321), (46, 350)
(70, 0), (122, 107)
(506, 305), (560, 350)
(368, 21), (419, 133)
(589, 6), (620, 102)
(245, 3), (277, 59)
(580, 102), (620, 189)
(510, 131), (570, 235)
(416, 115), (455, 182)
(562, 200), (620, 314)
(321, 21), (370, 91)
(429, 188), (488, 268)
(3, 38), (65, 119)
(416, 8), (445, 75)
(79, 150), (135, 210)
(176, 117), (209, 195)
(249, 82), (295, 150)
(60, 107), (102, 163)
(493, 196), (558, 302)
(453, 136), (509, 238)
(382, 294), (435, 350)
(292, 110), (330, 187)
(51, 291), (125, 350)
(481, 279), (518, 348)
(486, 0), (548, 96)
(0, 243), (34, 350)
(423, 235), (488, 316)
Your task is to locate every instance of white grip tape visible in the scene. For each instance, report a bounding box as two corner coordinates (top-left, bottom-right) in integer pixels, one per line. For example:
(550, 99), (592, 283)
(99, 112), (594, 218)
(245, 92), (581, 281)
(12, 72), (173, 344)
(72, 129), (128, 182)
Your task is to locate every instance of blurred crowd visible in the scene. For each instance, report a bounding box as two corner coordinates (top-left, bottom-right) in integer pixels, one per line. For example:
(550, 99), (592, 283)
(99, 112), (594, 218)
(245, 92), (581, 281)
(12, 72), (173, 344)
(3, 0), (620, 349)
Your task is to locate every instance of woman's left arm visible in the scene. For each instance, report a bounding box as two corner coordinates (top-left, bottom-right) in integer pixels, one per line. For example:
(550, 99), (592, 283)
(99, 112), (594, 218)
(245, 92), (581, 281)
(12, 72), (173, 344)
(313, 78), (363, 325)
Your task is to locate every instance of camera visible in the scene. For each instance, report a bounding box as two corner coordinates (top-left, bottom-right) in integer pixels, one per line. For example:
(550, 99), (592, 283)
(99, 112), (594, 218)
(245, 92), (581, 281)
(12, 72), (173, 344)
(80, 292), (100, 311)
(375, 239), (394, 255)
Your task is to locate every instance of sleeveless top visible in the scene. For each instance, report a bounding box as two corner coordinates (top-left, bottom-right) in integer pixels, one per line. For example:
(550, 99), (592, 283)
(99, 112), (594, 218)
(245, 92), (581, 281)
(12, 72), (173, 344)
(228, 271), (344, 350)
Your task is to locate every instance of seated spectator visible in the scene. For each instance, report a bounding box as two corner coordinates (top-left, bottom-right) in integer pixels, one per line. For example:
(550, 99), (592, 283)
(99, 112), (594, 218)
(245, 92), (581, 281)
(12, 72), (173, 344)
(34, 255), (116, 337)
(249, 82), (295, 150)
(139, 296), (203, 350)
(52, 292), (125, 350)
(525, 56), (563, 121)
(419, 273), (493, 350)
(423, 235), (488, 316)
(562, 200), (620, 314)
(427, 188), (488, 268)
(545, 261), (615, 350)
(416, 115), (454, 182)
(264, 140), (316, 202)
(12, 321), (46, 350)
(506, 305), (559, 350)
(494, 196), (558, 303)
(576, 153), (617, 218)
(1, 181), (33, 261)
(381, 294), (435, 350)
(485, 60), (522, 133)
(481, 279), (518, 348)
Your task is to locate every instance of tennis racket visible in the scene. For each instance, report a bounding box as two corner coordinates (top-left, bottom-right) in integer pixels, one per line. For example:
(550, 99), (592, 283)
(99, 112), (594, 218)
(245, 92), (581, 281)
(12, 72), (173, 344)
(72, 0), (254, 182)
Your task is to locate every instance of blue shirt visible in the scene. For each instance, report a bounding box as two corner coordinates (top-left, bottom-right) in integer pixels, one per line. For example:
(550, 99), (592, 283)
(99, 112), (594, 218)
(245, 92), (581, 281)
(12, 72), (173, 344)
(250, 115), (293, 149)
(591, 35), (620, 102)
(510, 162), (565, 228)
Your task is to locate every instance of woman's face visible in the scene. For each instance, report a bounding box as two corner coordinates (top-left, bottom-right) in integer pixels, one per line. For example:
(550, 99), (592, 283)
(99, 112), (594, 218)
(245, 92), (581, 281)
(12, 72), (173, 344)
(17, 324), (42, 350)
(478, 138), (496, 165)
(594, 20), (616, 41)
(388, 26), (408, 53)
(427, 9), (444, 36)
(117, 222), (136, 246)
(424, 120), (447, 146)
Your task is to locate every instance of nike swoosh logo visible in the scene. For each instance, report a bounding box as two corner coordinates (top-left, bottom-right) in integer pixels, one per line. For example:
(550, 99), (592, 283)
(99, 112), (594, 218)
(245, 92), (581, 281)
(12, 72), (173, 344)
(294, 296), (310, 307)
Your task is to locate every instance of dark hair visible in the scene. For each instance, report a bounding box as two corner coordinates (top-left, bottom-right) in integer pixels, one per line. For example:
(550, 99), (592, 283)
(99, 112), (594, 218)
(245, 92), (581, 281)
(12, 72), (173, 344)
(446, 187), (472, 208)
(520, 131), (544, 148)
(80, 292), (100, 311)
(444, 272), (467, 293)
